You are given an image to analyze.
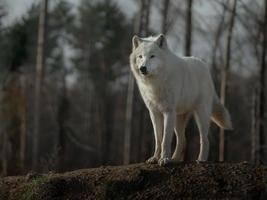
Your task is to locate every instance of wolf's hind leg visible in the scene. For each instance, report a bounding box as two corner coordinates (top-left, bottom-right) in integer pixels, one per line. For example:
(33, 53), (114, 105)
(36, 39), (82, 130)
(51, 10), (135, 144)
(194, 108), (211, 162)
(146, 109), (163, 164)
(172, 113), (190, 162)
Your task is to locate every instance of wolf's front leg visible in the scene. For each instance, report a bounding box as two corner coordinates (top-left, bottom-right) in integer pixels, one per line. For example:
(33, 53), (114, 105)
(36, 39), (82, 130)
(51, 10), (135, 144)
(146, 109), (163, 164)
(159, 111), (176, 166)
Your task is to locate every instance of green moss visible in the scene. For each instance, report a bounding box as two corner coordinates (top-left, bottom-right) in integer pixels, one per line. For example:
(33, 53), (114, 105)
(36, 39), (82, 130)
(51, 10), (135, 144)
(20, 175), (48, 200)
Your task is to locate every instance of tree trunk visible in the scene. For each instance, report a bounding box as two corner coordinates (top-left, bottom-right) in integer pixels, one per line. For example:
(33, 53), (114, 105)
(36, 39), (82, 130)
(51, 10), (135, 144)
(219, 0), (237, 162)
(32, 0), (48, 170)
(1, 131), (7, 176)
(161, 0), (170, 35)
(123, 0), (151, 164)
(259, 0), (267, 163)
(184, 0), (193, 56)
(99, 85), (108, 164)
(183, 0), (195, 160)
(0, 74), (26, 175)
(57, 66), (68, 172)
(138, 0), (151, 37)
(251, 86), (259, 164)
(19, 75), (26, 172)
(123, 74), (134, 164)
(211, 0), (228, 88)
(1, 86), (8, 176)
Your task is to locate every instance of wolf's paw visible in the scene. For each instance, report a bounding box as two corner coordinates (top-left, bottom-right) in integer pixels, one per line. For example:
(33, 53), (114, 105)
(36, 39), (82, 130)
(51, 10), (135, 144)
(171, 155), (184, 162)
(146, 156), (159, 164)
(195, 160), (206, 164)
(158, 157), (173, 166)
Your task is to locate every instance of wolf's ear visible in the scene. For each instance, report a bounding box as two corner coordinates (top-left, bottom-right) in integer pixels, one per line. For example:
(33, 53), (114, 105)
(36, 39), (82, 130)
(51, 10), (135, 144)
(132, 35), (141, 50)
(155, 34), (167, 49)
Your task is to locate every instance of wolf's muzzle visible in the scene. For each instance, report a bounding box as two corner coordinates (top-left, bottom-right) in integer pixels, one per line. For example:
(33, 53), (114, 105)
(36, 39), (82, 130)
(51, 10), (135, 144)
(140, 66), (148, 75)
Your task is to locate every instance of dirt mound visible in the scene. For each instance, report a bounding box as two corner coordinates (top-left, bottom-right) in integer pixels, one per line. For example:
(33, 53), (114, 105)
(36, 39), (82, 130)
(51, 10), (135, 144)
(0, 162), (266, 200)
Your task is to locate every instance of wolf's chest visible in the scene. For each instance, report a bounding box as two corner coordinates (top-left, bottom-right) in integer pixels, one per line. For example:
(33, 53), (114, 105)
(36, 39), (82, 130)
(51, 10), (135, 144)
(139, 82), (173, 111)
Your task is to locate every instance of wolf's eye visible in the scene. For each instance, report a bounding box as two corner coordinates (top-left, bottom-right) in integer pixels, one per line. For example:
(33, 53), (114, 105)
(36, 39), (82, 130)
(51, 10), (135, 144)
(150, 55), (155, 58)
(138, 55), (143, 59)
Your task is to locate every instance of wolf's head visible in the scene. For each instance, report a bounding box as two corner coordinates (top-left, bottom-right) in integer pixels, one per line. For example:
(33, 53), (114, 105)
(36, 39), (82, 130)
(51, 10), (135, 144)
(130, 34), (168, 77)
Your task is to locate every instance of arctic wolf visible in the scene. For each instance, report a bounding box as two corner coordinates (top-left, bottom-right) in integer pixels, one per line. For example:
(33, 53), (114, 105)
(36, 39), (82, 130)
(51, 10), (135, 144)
(130, 34), (232, 166)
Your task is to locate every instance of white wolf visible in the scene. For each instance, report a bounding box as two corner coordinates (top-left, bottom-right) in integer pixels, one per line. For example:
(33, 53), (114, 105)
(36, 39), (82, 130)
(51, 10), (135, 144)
(129, 34), (232, 166)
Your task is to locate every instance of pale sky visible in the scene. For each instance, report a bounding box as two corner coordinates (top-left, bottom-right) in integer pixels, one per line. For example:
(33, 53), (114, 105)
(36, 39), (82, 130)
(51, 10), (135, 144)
(2, 0), (136, 26)
(3, 0), (40, 26)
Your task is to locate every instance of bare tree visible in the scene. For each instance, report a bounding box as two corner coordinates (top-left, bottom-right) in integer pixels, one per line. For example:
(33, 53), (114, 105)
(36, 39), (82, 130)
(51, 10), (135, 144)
(251, 85), (259, 163)
(219, 0), (237, 162)
(161, 0), (170, 35)
(1, 121), (7, 176)
(259, 0), (267, 163)
(211, 0), (228, 85)
(138, 0), (151, 37)
(124, 75), (134, 165)
(56, 49), (68, 171)
(0, 74), (27, 175)
(19, 75), (26, 171)
(184, 0), (193, 56)
(124, 0), (151, 165)
(32, 0), (48, 169)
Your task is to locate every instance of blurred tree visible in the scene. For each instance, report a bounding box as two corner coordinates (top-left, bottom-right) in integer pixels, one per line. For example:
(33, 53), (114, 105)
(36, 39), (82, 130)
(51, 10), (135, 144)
(0, 8), (38, 175)
(0, 76), (26, 175)
(0, 2), (4, 30)
(161, 0), (170, 35)
(37, 0), (94, 171)
(0, 0), (75, 174)
(72, 0), (132, 165)
(48, 0), (74, 72)
(211, 0), (228, 87)
(32, 0), (49, 170)
(48, 0), (74, 172)
(0, 0), (6, 176)
(54, 48), (69, 171)
(259, 0), (267, 163)
(219, 0), (237, 162)
(251, 81), (259, 163)
(124, 0), (152, 164)
(229, 0), (263, 164)
(184, 0), (193, 56)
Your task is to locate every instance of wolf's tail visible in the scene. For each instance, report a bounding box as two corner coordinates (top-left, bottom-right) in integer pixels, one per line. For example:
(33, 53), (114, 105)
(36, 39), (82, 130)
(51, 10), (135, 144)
(211, 95), (233, 130)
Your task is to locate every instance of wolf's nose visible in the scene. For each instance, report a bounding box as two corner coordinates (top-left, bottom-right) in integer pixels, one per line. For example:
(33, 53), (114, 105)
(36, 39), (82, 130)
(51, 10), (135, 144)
(140, 66), (147, 74)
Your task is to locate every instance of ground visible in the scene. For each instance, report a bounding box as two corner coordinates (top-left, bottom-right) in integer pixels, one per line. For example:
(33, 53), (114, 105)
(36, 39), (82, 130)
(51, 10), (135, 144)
(0, 162), (266, 200)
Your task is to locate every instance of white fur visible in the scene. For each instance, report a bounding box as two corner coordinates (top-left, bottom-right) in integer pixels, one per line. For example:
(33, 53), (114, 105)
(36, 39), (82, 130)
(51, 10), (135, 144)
(130, 34), (232, 166)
